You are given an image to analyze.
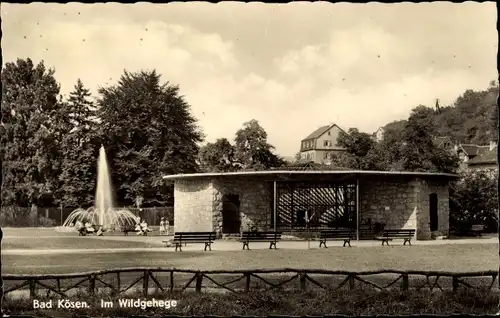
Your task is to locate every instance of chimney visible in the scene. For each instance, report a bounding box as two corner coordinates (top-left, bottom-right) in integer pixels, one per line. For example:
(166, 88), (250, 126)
(490, 141), (497, 151)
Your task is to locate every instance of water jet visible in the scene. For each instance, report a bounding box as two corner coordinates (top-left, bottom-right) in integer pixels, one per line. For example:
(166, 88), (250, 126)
(55, 146), (137, 232)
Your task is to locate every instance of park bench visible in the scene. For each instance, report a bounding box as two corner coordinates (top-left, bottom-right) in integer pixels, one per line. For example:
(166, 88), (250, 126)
(122, 225), (152, 236)
(239, 231), (282, 250)
(470, 224), (485, 237)
(319, 229), (354, 248)
(165, 232), (216, 252)
(375, 229), (416, 246)
(122, 225), (136, 236)
(78, 224), (99, 236)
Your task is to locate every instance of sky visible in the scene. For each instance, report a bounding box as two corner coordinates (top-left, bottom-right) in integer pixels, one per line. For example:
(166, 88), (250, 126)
(2, 2), (497, 157)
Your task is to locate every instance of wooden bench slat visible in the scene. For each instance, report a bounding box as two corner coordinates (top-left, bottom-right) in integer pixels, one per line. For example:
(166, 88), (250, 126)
(169, 232), (216, 251)
(239, 231), (282, 250)
(318, 230), (354, 248)
(376, 229), (415, 246)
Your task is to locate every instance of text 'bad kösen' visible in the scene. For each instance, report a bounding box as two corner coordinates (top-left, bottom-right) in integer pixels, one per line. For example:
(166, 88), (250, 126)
(33, 298), (178, 309)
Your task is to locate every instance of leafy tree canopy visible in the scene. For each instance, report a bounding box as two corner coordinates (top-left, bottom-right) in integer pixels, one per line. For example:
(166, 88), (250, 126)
(1, 58), (63, 207)
(97, 70), (203, 206)
(234, 119), (285, 170)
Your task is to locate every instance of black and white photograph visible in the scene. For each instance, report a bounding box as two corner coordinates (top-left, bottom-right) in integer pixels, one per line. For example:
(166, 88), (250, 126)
(0, 2), (498, 316)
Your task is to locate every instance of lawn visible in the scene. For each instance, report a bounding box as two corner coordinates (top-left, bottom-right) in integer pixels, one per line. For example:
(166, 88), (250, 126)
(2, 237), (162, 250)
(2, 243), (497, 274)
(2, 231), (497, 312)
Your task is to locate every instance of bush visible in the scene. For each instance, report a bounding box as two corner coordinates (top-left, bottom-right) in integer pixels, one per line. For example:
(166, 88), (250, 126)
(449, 170), (498, 234)
(37, 216), (56, 227)
(0, 206), (37, 227)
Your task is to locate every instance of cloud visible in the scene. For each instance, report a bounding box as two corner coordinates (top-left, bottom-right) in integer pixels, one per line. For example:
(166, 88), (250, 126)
(3, 19), (238, 96)
(2, 3), (496, 157)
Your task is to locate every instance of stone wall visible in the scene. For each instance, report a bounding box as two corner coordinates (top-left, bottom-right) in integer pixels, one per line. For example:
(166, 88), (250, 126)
(172, 175), (451, 240)
(173, 179), (214, 232)
(415, 179), (450, 239)
(212, 177), (272, 235)
(359, 177), (450, 240)
(359, 177), (418, 234)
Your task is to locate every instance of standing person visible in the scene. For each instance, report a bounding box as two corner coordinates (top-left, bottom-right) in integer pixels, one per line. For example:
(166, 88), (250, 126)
(159, 217), (166, 235)
(165, 218), (170, 235)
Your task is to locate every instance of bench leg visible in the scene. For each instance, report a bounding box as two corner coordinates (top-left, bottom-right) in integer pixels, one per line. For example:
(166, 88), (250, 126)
(319, 240), (327, 248)
(344, 240), (351, 247)
(269, 242), (277, 249)
(404, 239), (411, 246)
(204, 243), (212, 251)
(242, 242), (249, 250)
(175, 243), (182, 252)
(382, 240), (389, 246)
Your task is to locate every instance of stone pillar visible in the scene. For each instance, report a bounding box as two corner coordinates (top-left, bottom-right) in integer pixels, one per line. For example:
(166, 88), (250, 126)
(212, 190), (223, 238)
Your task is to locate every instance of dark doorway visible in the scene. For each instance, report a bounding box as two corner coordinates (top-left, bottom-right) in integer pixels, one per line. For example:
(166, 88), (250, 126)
(222, 194), (241, 234)
(429, 193), (438, 232)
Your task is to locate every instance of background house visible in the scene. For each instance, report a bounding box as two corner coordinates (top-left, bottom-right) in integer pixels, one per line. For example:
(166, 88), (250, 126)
(373, 127), (385, 142)
(455, 141), (498, 172)
(299, 124), (346, 164)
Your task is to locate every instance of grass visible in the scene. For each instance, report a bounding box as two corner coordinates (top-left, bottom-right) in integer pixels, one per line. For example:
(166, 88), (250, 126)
(3, 288), (499, 316)
(2, 229), (497, 304)
(2, 237), (164, 250)
(3, 243), (497, 274)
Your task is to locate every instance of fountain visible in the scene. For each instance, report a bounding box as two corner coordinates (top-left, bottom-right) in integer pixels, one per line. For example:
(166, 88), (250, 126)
(55, 146), (138, 232)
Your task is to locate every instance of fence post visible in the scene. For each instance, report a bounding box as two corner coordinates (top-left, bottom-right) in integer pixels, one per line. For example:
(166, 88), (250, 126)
(195, 272), (203, 293)
(244, 273), (251, 292)
(402, 274), (409, 291)
(348, 275), (355, 290)
(299, 273), (307, 291)
(153, 207), (157, 226)
(143, 270), (149, 297)
(170, 271), (174, 293)
(88, 275), (96, 297)
(452, 276), (459, 292)
(29, 279), (36, 299)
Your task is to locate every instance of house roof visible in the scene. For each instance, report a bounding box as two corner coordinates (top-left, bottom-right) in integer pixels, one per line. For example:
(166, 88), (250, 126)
(301, 123), (347, 141)
(302, 125), (332, 141)
(467, 146), (498, 165)
(458, 144), (481, 156)
(434, 136), (452, 147)
(163, 170), (459, 181)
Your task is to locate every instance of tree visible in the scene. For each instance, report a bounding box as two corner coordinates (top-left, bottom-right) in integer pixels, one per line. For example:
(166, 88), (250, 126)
(332, 128), (376, 169)
(1, 58), (62, 207)
(199, 138), (239, 172)
(432, 81), (498, 144)
(234, 119), (285, 170)
(401, 106), (459, 173)
(57, 79), (100, 207)
(97, 70), (203, 206)
(449, 170), (498, 233)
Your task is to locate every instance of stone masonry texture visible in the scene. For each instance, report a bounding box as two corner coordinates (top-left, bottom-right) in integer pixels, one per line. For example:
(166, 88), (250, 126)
(173, 175), (451, 240)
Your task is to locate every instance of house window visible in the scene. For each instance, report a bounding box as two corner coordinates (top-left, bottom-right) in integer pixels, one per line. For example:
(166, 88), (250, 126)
(328, 131), (331, 136)
(324, 141), (329, 147)
(323, 152), (329, 159)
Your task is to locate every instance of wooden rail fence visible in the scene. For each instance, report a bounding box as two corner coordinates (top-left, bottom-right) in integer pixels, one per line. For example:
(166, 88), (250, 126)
(2, 268), (498, 299)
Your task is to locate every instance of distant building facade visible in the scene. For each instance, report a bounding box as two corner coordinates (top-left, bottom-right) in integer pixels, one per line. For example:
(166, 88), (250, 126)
(455, 141), (498, 173)
(374, 127), (385, 142)
(299, 124), (346, 164)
